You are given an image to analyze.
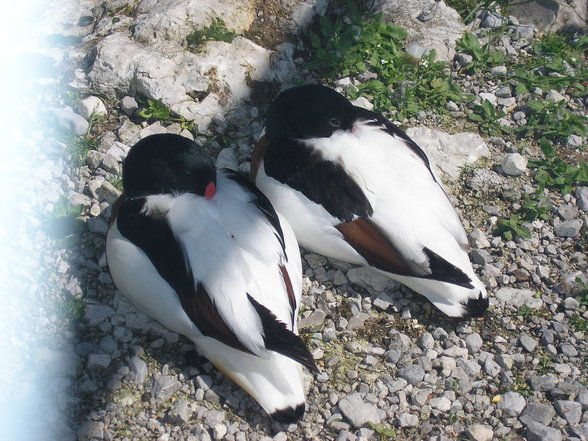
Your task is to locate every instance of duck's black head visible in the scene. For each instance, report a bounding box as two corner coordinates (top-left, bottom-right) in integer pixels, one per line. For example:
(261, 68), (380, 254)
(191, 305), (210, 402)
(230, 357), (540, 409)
(122, 134), (216, 199)
(266, 85), (355, 139)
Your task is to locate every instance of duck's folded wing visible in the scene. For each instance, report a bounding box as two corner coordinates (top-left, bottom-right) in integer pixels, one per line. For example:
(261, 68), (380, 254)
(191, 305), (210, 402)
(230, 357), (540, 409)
(335, 216), (473, 288)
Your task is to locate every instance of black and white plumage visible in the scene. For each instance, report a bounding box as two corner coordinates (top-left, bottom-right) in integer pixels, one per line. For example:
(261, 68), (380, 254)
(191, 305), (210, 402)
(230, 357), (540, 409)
(106, 134), (315, 423)
(251, 85), (489, 319)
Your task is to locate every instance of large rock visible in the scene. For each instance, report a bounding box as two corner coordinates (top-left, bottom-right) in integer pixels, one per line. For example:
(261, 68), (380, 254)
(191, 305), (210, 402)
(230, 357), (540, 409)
(132, 0), (256, 45)
(370, 0), (466, 62)
(88, 32), (295, 128)
(508, 0), (587, 32)
(405, 127), (490, 181)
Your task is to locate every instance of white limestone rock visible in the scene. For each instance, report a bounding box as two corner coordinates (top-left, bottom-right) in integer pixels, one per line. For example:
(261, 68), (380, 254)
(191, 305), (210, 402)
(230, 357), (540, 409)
(405, 127), (490, 181)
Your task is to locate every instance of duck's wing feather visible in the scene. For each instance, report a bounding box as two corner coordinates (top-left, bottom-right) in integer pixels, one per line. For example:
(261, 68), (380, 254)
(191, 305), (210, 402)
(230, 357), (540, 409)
(115, 195), (314, 370)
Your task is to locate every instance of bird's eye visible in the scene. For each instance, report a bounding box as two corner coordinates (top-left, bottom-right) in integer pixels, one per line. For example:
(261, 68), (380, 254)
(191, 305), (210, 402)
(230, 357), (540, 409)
(329, 118), (342, 128)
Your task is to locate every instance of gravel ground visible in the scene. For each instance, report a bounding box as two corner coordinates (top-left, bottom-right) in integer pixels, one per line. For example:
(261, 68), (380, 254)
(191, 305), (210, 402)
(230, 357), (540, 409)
(8, 1), (588, 441)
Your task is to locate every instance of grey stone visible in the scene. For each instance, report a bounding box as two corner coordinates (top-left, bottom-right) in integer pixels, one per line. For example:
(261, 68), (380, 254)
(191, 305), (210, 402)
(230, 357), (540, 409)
(120, 96), (138, 115)
(195, 374), (213, 390)
(168, 399), (192, 424)
(398, 364), (425, 385)
(128, 356), (148, 384)
(518, 334), (538, 352)
(398, 412), (418, 427)
(545, 90), (566, 102)
(351, 96), (374, 110)
(513, 24), (535, 40)
(572, 423), (588, 441)
(526, 421), (563, 441)
(466, 424), (493, 441)
(554, 219), (583, 238)
(483, 357), (501, 377)
(216, 148), (239, 171)
(456, 52), (474, 67)
(555, 400), (582, 425)
(563, 297), (580, 310)
(85, 304), (115, 326)
(101, 153), (120, 174)
(456, 358), (481, 378)
(494, 288), (543, 309)
(53, 106), (89, 136)
(501, 153), (527, 176)
(347, 267), (391, 292)
(96, 180), (121, 205)
(77, 96), (107, 119)
(77, 421), (105, 441)
(338, 392), (385, 428)
(118, 118), (141, 146)
(469, 228), (490, 249)
(495, 85), (512, 98)
(576, 187), (588, 211)
(471, 249), (493, 265)
(509, 0), (587, 33)
(87, 217), (108, 235)
(520, 402), (556, 426)
(298, 309), (327, 331)
(465, 334), (483, 354)
(88, 353), (111, 369)
(498, 391), (526, 416)
(100, 336), (117, 353)
(419, 332), (435, 350)
(578, 389), (588, 410)
(490, 65), (507, 76)
(529, 374), (557, 392)
(140, 121), (168, 138)
(558, 203), (579, 221)
(429, 396), (451, 411)
(106, 142), (130, 162)
(479, 92), (497, 106)
(152, 375), (181, 403)
(567, 134), (584, 148)
(405, 127), (490, 181)
(204, 409), (226, 427)
(560, 343), (579, 357)
(482, 11), (506, 29)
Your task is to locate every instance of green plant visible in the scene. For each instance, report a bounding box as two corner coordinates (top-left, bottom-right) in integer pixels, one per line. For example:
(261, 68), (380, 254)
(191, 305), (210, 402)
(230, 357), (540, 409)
(576, 277), (588, 306)
(521, 100), (588, 143)
(528, 139), (588, 194)
(467, 99), (511, 136)
(456, 32), (505, 73)
(538, 353), (554, 374)
(110, 176), (123, 192)
(570, 314), (588, 333)
(368, 422), (396, 440)
(520, 196), (552, 222)
(493, 214), (532, 240)
(305, 1), (469, 119)
(138, 99), (195, 130)
(513, 33), (588, 99)
(517, 304), (535, 318)
(512, 376), (532, 396)
(186, 18), (237, 52)
(138, 99), (171, 121)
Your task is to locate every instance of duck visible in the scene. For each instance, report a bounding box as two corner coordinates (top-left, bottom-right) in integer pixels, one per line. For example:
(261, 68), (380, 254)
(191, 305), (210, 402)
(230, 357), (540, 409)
(251, 85), (489, 319)
(106, 133), (315, 423)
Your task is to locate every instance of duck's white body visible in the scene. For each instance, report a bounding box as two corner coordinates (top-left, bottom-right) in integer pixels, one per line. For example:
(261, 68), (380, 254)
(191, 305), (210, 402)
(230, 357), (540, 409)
(107, 168), (310, 421)
(252, 87), (488, 318)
